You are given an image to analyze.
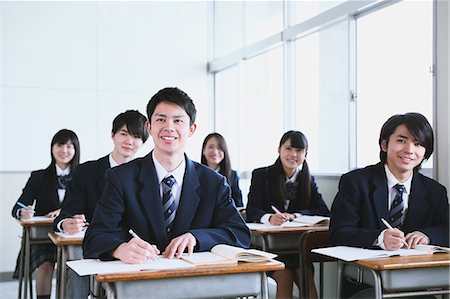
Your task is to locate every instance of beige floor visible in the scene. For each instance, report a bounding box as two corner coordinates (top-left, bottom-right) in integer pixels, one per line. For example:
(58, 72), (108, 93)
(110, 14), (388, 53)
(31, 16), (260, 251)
(0, 279), (56, 299)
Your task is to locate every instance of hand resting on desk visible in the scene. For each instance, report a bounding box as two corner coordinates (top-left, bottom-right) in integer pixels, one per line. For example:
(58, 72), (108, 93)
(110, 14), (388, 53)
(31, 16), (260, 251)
(405, 231), (430, 248)
(384, 229), (430, 250)
(61, 214), (87, 234)
(163, 232), (196, 259)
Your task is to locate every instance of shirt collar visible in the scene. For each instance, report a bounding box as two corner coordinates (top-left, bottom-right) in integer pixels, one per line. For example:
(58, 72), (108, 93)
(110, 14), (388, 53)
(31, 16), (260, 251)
(109, 153), (119, 168)
(285, 163), (303, 183)
(55, 164), (70, 176)
(384, 164), (412, 195)
(152, 151), (185, 186)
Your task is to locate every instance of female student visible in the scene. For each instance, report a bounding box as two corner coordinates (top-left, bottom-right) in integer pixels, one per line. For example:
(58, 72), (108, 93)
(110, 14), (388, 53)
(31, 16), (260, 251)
(12, 129), (80, 299)
(201, 132), (243, 207)
(246, 130), (329, 299)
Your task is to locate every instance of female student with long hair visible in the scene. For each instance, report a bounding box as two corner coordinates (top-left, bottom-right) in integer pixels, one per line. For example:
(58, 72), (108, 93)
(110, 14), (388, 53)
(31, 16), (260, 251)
(201, 132), (243, 207)
(12, 129), (80, 299)
(246, 130), (329, 299)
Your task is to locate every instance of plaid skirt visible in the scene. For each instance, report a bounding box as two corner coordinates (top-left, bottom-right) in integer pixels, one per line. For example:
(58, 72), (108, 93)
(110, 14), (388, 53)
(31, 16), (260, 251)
(13, 243), (57, 279)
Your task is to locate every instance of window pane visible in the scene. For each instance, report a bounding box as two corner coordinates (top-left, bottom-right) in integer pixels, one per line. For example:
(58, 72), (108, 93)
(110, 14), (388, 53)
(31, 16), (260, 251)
(293, 20), (350, 174)
(357, 1), (433, 168)
(242, 47), (284, 171)
(215, 65), (240, 168)
(245, 1), (283, 45)
(214, 1), (245, 57)
(292, 0), (346, 24)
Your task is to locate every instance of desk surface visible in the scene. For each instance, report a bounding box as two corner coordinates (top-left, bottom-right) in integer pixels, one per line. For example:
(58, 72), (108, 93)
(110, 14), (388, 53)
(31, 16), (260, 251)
(48, 231), (83, 246)
(249, 223), (328, 234)
(96, 260), (284, 283)
(357, 253), (450, 270)
(17, 217), (54, 227)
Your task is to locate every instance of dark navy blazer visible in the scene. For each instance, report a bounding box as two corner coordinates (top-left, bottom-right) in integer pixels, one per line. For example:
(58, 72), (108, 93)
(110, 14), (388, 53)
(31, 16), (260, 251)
(329, 162), (449, 247)
(53, 155), (110, 231)
(229, 170), (243, 207)
(83, 153), (251, 260)
(246, 166), (330, 223)
(12, 165), (62, 218)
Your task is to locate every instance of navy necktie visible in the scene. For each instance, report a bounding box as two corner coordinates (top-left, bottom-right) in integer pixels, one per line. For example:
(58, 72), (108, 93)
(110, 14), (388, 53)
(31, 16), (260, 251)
(162, 176), (176, 234)
(390, 184), (405, 228)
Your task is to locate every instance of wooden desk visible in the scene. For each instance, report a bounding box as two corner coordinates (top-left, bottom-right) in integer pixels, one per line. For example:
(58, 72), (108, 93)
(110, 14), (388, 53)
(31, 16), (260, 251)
(249, 224), (328, 254)
(249, 223), (329, 298)
(95, 260), (284, 299)
(48, 232), (83, 299)
(16, 217), (54, 299)
(337, 253), (450, 298)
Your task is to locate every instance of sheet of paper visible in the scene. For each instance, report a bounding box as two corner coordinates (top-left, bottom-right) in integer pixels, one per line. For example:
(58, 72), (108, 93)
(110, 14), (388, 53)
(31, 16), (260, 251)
(21, 216), (52, 222)
(55, 230), (85, 239)
(67, 257), (195, 276)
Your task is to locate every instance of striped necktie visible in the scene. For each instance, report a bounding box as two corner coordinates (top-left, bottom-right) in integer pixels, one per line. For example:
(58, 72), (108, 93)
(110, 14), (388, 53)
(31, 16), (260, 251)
(389, 184), (405, 228)
(162, 175), (176, 234)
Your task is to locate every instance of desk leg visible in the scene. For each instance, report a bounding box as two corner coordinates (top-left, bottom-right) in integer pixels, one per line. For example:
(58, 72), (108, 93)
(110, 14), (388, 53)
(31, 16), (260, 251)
(60, 246), (68, 299)
(17, 228), (26, 299)
(55, 246), (61, 299)
(336, 260), (344, 299)
(260, 271), (269, 299)
(23, 227), (31, 299)
(367, 269), (383, 299)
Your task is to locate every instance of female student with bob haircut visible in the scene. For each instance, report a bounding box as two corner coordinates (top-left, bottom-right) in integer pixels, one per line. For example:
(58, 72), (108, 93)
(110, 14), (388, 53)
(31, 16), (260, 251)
(12, 129), (80, 299)
(201, 132), (243, 207)
(246, 130), (330, 299)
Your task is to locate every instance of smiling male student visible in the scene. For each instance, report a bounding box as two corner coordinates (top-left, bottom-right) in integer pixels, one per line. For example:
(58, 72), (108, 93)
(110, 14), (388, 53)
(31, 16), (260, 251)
(83, 87), (250, 263)
(329, 112), (449, 297)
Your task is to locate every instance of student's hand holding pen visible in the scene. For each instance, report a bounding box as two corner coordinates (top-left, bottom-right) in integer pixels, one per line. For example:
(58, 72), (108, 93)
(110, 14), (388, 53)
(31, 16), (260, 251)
(113, 229), (160, 264)
(381, 218), (408, 250)
(61, 214), (88, 234)
(17, 201), (35, 219)
(269, 205), (295, 226)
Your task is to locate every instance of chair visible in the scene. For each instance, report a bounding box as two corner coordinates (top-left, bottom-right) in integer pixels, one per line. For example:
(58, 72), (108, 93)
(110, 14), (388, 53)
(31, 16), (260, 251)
(298, 230), (335, 299)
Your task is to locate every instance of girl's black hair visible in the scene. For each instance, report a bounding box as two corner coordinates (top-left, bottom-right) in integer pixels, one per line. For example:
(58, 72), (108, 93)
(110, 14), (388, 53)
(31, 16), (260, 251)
(50, 129), (80, 170)
(268, 130), (312, 208)
(201, 133), (232, 184)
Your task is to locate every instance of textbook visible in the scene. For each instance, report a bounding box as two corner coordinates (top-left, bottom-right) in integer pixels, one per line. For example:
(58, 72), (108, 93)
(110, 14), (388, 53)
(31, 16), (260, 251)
(312, 245), (450, 262)
(180, 244), (277, 266)
(281, 215), (330, 228)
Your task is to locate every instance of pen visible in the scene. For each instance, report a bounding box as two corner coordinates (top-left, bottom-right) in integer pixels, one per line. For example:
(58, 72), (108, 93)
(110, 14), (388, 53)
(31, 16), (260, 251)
(129, 229), (161, 260)
(271, 205), (289, 221)
(381, 218), (408, 247)
(31, 199), (36, 210)
(128, 229), (141, 240)
(16, 202), (34, 210)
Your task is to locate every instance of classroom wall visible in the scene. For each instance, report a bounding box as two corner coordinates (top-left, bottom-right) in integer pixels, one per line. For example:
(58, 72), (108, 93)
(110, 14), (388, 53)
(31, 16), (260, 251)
(0, 1), (210, 274)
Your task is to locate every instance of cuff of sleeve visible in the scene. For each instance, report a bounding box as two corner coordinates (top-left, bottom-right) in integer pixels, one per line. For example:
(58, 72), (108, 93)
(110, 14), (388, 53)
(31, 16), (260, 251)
(56, 220), (65, 232)
(376, 229), (387, 249)
(260, 214), (272, 224)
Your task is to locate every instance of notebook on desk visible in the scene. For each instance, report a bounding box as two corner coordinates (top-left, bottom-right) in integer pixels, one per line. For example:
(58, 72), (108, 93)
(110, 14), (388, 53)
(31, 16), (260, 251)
(312, 245), (450, 262)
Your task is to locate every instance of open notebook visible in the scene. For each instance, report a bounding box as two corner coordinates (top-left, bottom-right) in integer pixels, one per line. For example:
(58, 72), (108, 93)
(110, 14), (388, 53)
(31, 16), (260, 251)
(180, 244), (277, 266)
(312, 245), (450, 262)
(281, 215), (329, 228)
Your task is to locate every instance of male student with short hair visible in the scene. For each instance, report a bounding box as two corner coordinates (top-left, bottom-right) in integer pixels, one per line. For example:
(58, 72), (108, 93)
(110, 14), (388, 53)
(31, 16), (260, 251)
(83, 87), (250, 263)
(53, 109), (148, 298)
(329, 112), (449, 297)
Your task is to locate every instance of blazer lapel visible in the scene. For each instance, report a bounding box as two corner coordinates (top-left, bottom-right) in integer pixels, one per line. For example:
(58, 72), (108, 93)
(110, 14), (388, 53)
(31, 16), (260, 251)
(372, 163), (389, 227)
(138, 154), (167, 245)
(45, 165), (60, 206)
(170, 156), (200, 237)
(403, 173), (428, 229)
(96, 155), (110, 195)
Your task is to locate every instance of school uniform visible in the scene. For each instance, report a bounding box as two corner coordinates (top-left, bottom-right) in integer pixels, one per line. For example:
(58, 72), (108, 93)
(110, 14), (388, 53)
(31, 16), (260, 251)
(53, 154), (111, 231)
(329, 162), (449, 298)
(329, 162), (449, 248)
(246, 164), (330, 268)
(229, 170), (243, 207)
(12, 164), (71, 278)
(83, 152), (251, 260)
(52, 154), (111, 299)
